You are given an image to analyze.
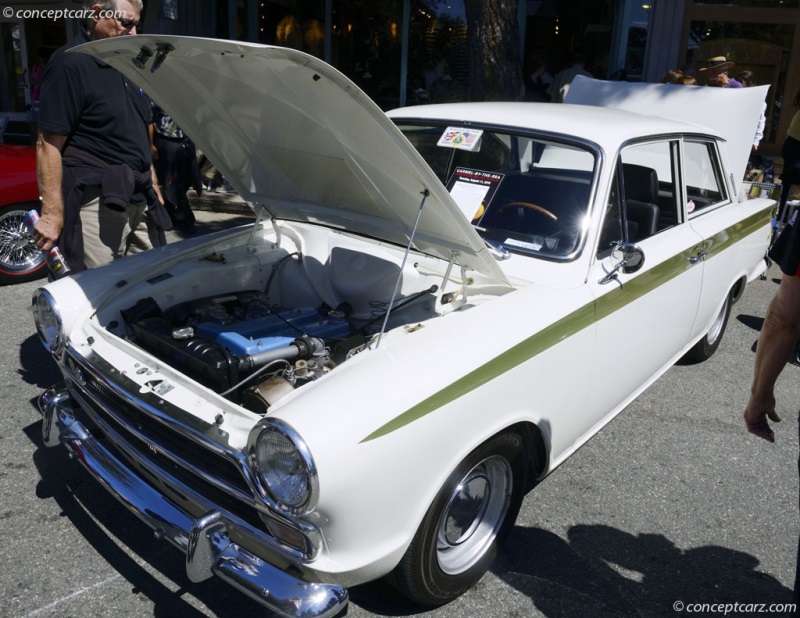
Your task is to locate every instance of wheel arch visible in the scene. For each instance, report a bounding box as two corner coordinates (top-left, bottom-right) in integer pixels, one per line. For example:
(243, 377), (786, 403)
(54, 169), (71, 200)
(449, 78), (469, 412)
(506, 420), (548, 489)
(730, 274), (747, 305)
(394, 418), (549, 560)
(1, 199), (40, 211)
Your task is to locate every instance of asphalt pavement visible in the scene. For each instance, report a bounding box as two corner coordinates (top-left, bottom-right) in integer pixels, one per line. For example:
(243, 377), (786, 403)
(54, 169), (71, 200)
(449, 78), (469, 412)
(2, 210), (799, 617)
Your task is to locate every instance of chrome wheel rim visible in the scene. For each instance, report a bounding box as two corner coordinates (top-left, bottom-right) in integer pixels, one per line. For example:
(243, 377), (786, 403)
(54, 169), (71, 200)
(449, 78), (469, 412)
(706, 296), (729, 346)
(436, 455), (512, 575)
(0, 208), (44, 275)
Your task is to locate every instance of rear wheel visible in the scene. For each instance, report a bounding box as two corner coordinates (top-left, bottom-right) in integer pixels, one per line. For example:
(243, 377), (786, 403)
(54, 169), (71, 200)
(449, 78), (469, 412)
(391, 431), (526, 606)
(0, 204), (46, 285)
(684, 291), (732, 362)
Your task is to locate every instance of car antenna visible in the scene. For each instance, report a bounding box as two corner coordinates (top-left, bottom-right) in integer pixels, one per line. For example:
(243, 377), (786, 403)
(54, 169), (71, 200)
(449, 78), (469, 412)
(374, 189), (430, 350)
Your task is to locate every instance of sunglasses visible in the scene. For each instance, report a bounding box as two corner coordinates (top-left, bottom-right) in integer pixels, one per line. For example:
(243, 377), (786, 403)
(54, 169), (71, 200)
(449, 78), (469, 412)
(116, 16), (140, 29)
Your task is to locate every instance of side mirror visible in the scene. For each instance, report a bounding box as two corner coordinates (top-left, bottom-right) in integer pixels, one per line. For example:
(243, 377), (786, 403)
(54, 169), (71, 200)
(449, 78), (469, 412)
(599, 242), (645, 284)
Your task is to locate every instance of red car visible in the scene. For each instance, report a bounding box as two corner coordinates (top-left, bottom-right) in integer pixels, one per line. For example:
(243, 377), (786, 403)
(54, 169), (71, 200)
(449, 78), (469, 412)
(0, 144), (46, 284)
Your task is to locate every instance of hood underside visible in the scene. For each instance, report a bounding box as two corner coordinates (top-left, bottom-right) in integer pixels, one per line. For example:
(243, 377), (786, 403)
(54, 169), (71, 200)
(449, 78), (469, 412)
(72, 35), (508, 284)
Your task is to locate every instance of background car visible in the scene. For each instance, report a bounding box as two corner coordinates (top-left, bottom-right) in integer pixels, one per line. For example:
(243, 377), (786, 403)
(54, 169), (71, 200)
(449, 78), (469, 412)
(31, 37), (773, 618)
(0, 144), (46, 284)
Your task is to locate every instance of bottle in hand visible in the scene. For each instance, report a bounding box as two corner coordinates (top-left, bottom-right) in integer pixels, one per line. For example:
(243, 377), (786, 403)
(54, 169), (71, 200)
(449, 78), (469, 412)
(24, 210), (71, 280)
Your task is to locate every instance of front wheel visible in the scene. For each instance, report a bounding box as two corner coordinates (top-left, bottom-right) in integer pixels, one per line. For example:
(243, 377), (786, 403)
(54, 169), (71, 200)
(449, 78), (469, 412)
(391, 431), (527, 606)
(0, 204), (47, 285)
(684, 291), (732, 362)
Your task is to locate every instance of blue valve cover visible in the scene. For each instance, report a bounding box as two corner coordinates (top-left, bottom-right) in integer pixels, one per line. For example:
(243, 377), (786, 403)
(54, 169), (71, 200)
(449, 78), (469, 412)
(195, 308), (349, 356)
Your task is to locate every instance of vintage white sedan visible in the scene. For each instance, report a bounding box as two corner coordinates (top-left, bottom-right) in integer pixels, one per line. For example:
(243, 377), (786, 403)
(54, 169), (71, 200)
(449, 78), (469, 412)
(33, 37), (772, 617)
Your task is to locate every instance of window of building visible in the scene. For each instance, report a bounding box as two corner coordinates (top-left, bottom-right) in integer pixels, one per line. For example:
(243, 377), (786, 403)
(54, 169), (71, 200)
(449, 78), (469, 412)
(257, 1), (326, 56)
(693, 0), (799, 7)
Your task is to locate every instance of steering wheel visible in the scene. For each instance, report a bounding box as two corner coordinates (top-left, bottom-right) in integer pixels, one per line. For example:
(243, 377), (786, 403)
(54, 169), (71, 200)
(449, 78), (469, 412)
(498, 201), (558, 221)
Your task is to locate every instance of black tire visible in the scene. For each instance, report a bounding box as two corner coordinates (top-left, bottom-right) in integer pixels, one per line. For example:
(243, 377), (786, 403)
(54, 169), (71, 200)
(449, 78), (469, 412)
(0, 203), (46, 285)
(391, 431), (527, 606)
(684, 291), (732, 362)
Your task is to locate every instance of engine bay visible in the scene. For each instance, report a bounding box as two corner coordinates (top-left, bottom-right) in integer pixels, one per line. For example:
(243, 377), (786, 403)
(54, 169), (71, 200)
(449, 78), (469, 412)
(118, 248), (446, 413)
(120, 290), (377, 413)
(109, 223), (499, 414)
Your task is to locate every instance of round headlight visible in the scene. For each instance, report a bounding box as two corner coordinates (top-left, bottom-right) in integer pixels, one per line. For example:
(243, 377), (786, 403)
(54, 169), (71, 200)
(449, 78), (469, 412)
(251, 421), (317, 514)
(32, 289), (63, 354)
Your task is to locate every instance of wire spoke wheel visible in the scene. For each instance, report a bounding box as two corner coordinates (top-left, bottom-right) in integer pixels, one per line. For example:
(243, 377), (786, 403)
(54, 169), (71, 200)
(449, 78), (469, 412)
(0, 206), (46, 283)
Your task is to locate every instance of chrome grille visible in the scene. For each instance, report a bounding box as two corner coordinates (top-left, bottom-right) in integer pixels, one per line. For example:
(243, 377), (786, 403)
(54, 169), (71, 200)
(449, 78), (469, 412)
(61, 349), (321, 561)
(83, 374), (253, 496)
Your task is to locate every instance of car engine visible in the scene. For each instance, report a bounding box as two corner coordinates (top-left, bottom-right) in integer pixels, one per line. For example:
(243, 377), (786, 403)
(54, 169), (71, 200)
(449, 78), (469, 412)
(121, 290), (361, 413)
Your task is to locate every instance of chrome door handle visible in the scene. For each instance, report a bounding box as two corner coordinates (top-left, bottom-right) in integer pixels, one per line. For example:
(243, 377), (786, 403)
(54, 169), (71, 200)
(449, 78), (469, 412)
(689, 250), (708, 263)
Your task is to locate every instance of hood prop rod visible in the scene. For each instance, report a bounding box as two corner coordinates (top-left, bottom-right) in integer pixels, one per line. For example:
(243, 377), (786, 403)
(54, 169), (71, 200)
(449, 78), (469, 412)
(374, 189), (429, 350)
(247, 204), (281, 252)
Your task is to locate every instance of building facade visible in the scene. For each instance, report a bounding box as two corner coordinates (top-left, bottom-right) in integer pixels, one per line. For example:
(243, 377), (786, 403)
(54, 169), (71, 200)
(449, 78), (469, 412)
(1, 0), (798, 153)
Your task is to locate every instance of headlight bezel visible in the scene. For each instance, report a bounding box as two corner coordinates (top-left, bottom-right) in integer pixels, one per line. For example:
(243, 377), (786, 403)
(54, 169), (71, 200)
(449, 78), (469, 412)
(247, 419), (318, 517)
(32, 288), (65, 356)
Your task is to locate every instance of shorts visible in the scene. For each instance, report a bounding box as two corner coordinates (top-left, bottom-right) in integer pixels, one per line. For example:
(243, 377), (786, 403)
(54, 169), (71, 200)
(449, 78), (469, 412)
(769, 208), (800, 277)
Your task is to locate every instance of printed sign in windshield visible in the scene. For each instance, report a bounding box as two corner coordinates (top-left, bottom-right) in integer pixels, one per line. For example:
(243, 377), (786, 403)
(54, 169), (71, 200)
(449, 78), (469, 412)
(437, 127), (484, 151)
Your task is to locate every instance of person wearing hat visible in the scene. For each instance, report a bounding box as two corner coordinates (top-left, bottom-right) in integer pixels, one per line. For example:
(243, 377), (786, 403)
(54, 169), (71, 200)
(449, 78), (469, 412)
(699, 56), (743, 88)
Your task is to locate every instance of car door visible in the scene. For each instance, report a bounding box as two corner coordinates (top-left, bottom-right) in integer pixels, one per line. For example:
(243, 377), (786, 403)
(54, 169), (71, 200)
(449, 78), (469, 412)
(683, 138), (773, 343)
(588, 139), (706, 415)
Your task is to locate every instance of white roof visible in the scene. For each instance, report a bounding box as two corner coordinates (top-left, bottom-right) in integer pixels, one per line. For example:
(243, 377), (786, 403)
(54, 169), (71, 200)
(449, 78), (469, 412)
(388, 101), (719, 153)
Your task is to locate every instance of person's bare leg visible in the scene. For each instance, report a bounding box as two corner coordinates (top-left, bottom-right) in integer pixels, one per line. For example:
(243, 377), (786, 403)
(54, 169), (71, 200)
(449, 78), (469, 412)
(744, 274), (800, 441)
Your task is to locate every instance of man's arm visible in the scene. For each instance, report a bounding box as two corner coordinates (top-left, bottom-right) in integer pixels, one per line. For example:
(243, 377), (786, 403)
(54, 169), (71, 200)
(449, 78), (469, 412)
(35, 130), (67, 251)
(148, 122), (158, 161)
(151, 161), (164, 205)
(149, 123), (164, 204)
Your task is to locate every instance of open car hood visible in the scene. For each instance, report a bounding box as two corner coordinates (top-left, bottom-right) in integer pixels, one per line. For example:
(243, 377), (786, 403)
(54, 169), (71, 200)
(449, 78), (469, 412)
(72, 35), (508, 285)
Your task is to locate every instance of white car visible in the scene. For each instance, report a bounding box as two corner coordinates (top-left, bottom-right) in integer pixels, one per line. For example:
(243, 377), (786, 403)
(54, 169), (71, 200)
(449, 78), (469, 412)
(33, 37), (773, 618)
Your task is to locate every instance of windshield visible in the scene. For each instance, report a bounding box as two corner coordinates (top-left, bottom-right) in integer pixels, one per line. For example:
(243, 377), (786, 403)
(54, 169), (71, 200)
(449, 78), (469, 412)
(396, 123), (597, 259)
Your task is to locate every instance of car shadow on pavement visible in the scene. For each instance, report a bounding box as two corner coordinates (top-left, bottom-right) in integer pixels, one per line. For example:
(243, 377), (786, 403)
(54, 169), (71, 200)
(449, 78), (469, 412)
(492, 525), (793, 617)
(24, 424), (271, 617)
(18, 333), (62, 388)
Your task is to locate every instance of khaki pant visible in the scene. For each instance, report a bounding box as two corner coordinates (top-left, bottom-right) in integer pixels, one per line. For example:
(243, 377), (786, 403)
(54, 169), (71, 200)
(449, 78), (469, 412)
(80, 186), (160, 269)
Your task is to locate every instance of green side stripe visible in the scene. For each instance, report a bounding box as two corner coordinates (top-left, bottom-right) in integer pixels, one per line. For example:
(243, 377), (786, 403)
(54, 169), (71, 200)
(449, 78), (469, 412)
(359, 205), (772, 443)
(704, 207), (774, 259)
(361, 302), (596, 442)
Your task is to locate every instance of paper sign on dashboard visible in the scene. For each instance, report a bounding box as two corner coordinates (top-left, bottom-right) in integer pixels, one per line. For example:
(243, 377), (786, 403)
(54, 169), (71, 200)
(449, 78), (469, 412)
(446, 168), (502, 221)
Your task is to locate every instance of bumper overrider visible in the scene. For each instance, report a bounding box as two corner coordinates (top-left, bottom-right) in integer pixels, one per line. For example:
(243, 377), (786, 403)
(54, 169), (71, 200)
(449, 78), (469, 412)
(38, 385), (348, 618)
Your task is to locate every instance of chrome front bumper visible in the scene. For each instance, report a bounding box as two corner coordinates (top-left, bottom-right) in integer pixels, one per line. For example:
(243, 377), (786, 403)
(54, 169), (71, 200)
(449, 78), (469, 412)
(38, 385), (348, 618)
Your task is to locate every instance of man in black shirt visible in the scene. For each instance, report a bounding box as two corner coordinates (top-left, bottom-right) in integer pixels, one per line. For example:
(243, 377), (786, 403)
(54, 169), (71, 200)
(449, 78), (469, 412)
(34, 0), (166, 272)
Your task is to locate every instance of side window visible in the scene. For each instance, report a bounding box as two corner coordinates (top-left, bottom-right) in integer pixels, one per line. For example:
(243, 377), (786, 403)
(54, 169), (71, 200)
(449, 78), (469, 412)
(684, 140), (728, 214)
(599, 140), (680, 256)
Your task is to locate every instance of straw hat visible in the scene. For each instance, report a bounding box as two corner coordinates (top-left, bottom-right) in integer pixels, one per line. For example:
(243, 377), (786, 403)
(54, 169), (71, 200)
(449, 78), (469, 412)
(699, 56), (735, 72)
